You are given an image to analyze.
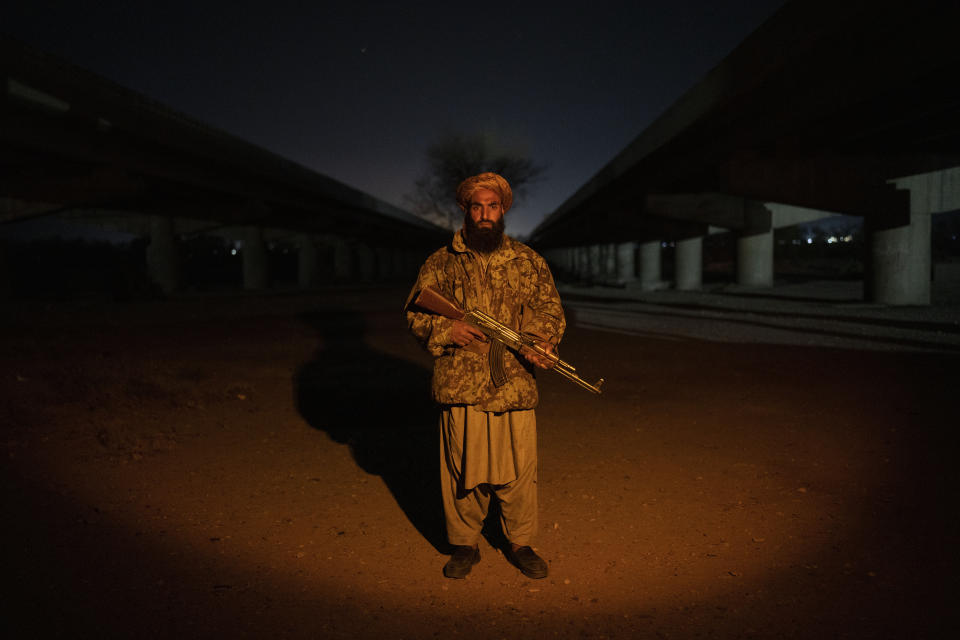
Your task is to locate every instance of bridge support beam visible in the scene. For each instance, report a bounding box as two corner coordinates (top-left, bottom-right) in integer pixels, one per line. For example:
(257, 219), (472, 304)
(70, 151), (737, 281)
(616, 241), (637, 284)
(146, 216), (178, 294)
(242, 226), (267, 290)
(602, 243), (617, 283)
(736, 228), (773, 287)
(638, 240), (663, 290)
(675, 236), (703, 291)
(588, 245), (601, 282)
(575, 246), (589, 281)
(865, 168), (960, 304)
(866, 214), (930, 305)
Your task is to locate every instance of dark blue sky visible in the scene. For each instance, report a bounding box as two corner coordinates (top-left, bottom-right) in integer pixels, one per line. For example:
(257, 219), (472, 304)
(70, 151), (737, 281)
(4, 0), (785, 237)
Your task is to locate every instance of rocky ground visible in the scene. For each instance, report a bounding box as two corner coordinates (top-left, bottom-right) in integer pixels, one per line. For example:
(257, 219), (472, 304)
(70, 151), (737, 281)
(2, 283), (958, 639)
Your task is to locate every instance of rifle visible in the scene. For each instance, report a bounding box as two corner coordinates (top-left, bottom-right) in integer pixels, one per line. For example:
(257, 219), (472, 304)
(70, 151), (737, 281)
(413, 286), (604, 395)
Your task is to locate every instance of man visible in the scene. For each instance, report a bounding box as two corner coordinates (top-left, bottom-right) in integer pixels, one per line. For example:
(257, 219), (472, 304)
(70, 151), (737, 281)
(405, 172), (565, 579)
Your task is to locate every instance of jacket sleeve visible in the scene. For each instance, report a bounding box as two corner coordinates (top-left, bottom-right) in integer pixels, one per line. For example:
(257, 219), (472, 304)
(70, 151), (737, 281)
(520, 254), (566, 345)
(405, 254), (455, 357)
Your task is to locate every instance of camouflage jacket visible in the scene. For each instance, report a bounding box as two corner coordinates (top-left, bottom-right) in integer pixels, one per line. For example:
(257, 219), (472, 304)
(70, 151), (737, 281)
(405, 230), (566, 412)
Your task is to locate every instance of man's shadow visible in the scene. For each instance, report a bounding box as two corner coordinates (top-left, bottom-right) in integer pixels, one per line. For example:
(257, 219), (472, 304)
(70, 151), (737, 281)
(293, 309), (447, 551)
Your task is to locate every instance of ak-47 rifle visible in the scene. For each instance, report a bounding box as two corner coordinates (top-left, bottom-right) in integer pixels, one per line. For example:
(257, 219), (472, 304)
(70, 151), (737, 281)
(413, 286), (604, 395)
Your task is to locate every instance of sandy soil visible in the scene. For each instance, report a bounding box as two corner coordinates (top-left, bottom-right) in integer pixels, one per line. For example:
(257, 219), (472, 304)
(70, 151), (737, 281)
(2, 285), (958, 639)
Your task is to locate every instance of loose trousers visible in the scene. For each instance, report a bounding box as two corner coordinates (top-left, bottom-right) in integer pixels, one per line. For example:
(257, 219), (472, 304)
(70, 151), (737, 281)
(440, 405), (538, 546)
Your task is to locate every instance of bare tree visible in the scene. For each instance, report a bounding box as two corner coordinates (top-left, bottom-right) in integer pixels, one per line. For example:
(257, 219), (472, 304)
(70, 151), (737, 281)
(405, 132), (545, 230)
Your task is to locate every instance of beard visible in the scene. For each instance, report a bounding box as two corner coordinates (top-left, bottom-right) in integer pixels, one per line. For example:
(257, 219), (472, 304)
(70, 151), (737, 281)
(463, 215), (505, 254)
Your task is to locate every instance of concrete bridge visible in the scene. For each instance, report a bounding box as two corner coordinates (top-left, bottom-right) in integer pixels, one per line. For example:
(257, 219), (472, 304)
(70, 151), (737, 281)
(0, 37), (448, 295)
(530, 0), (960, 305)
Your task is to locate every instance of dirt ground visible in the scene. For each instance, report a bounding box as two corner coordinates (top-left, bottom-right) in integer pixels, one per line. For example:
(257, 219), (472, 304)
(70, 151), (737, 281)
(2, 285), (958, 639)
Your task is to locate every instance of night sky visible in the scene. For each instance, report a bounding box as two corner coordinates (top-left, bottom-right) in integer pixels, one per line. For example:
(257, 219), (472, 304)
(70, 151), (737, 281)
(4, 0), (786, 237)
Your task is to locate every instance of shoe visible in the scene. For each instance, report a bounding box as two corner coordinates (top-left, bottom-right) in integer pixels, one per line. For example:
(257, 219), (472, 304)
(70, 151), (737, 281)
(508, 545), (548, 579)
(443, 545), (480, 579)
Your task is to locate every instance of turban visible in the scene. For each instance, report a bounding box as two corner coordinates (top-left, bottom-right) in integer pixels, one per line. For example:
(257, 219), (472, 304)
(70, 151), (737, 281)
(455, 172), (513, 213)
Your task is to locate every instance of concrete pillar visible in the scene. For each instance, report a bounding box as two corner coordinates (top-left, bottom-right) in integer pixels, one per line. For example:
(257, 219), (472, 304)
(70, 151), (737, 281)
(675, 237), (703, 291)
(589, 244), (602, 281)
(603, 243), (617, 281)
(297, 235), (318, 288)
(595, 244), (606, 280)
(580, 246), (592, 280)
(866, 168), (960, 305)
(736, 230), (773, 287)
(868, 215), (930, 304)
(333, 237), (354, 280)
(146, 215), (178, 294)
(616, 242), (636, 284)
(638, 240), (662, 290)
(242, 226), (267, 290)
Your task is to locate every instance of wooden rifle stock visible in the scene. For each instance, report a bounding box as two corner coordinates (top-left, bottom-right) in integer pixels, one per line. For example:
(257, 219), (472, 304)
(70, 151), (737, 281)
(413, 286), (466, 322)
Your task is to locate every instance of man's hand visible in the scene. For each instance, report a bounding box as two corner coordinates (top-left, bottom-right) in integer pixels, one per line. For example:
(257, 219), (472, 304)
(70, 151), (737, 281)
(451, 320), (487, 346)
(521, 341), (556, 370)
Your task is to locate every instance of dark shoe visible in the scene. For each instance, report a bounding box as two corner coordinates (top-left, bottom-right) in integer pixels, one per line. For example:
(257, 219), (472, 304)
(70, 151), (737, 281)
(443, 545), (480, 579)
(508, 545), (548, 579)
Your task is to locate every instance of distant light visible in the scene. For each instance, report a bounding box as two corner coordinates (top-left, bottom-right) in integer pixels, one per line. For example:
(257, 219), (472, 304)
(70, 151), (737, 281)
(231, 248), (237, 256)
(827, 236), (837, 244)
(806, 237), (813, 244)
(843, 235), (853, 243)
(661, 241), (667, 248)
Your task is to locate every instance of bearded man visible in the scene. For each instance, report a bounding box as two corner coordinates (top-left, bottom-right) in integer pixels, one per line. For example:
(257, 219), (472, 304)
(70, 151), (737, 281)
(405, 172), (565, 579)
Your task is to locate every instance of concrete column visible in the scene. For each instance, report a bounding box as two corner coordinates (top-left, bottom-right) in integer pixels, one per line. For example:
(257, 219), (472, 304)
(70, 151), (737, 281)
(675, 237), (703, 291)
(333, 237), (354, 280)
(868, 216), (930, 304)
(588, 245), (602, 281)
(616, 242), (636, 284)
(736, 230), (773, 287)
(297, 235), (318, 288)
(146, 215), (178, 294)
(242, 226), (267, 290)
(638, 240), (662, 290)
(581, 246), (593, 280)
(595, 244), (607, 280)
(603, 243), (617, 281)
(867, 168), (960, 305)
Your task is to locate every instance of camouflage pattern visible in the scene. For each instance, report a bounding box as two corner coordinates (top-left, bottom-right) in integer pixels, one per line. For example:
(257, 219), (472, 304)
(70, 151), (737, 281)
(405, 230), (566, 412)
